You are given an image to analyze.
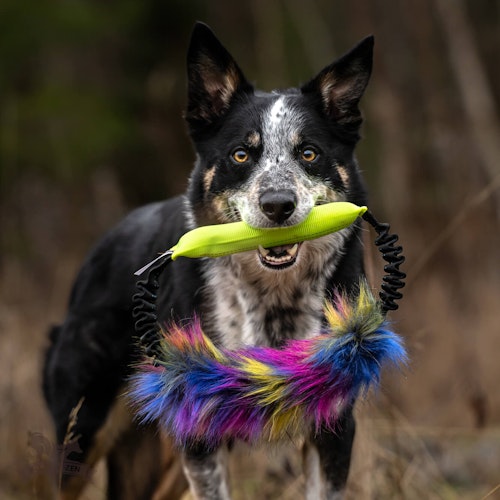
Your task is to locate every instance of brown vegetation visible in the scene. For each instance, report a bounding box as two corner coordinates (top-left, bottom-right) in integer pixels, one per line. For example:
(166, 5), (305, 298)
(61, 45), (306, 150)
(1, 0), (499, 498)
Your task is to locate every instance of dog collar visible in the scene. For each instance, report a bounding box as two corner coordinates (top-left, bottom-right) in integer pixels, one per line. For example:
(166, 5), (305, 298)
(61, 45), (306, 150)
(129, 202), (407, 448)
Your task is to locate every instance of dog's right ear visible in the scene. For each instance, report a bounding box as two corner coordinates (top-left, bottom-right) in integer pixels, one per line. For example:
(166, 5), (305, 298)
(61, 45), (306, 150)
(186, 22), (253, 134)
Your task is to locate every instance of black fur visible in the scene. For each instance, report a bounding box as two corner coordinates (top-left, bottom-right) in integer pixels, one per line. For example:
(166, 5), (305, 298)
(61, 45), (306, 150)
(43, 22), (373, 499)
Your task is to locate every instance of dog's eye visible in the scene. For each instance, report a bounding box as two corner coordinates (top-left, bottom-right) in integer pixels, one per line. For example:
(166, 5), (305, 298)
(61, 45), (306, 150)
(301, 147), (318, 163)
(232, 149), (249, 164)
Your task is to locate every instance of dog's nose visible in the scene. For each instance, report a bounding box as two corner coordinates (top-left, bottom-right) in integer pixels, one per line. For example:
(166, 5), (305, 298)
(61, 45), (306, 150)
(259, 190), (297, 224)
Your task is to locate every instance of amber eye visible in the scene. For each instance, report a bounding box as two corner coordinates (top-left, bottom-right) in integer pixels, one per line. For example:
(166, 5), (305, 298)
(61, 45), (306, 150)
(301, 147), (318, 162)
(232, 149), (249, 164)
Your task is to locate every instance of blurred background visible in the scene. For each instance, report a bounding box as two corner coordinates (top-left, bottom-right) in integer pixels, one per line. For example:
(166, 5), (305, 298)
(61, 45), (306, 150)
(1, 0), (499, 498)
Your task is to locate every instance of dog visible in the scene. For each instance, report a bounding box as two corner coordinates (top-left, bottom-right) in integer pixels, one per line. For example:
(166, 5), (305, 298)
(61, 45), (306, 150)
(43, 22), (373, 499)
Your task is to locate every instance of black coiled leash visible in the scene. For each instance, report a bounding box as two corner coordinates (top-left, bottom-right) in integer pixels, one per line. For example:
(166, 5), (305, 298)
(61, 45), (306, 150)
(362, 211), (406, 313)
(133, 253), (172, 358)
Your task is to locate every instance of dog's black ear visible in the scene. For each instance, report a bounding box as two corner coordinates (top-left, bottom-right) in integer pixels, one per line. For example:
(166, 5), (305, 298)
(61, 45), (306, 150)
(302, 36), (374, 130)
(186, 22), (253, 133)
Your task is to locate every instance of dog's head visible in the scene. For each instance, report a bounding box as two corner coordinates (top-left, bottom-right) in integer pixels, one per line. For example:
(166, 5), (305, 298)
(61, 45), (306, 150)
(185, 23), (371, 272)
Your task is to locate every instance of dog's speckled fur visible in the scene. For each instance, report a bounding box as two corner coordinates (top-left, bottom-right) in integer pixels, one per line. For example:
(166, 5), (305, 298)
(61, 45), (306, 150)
(43, 22), (373, 499)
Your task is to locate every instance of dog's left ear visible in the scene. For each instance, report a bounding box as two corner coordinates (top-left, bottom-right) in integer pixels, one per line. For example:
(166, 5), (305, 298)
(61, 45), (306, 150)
(186, 22), (253, 134)
(302, 36), (374, 130)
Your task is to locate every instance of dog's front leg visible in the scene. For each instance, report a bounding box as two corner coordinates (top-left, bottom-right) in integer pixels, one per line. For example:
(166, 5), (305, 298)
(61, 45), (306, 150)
(303, 406), (356, 500)
(182, 443), (231, 500)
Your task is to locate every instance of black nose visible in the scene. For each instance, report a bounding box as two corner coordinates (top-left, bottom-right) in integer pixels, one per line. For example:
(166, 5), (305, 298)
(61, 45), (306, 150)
(259, 190), (297, 224)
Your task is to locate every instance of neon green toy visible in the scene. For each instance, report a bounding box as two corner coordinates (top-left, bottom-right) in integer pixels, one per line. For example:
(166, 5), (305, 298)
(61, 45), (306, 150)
(135, 202), (366, 275)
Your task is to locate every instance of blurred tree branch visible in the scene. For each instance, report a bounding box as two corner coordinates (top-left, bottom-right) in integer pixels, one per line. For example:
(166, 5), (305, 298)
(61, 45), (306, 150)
(435, 0), (500, 218)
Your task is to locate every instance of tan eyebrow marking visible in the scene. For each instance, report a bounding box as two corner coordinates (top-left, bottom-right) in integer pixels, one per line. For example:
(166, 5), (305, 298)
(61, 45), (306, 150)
(246, 131), (261, 148)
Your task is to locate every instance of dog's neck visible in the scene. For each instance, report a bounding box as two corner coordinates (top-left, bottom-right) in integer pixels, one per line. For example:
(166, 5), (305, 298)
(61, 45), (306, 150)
(202, 241), (343, 348)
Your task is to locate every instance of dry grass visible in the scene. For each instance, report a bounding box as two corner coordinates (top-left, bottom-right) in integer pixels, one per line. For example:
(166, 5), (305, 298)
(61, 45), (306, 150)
(1, 177), (499, 499)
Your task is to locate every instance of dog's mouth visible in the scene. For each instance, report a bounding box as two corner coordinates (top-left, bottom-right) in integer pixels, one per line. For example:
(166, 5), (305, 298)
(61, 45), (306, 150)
(257, 243), (302, 270)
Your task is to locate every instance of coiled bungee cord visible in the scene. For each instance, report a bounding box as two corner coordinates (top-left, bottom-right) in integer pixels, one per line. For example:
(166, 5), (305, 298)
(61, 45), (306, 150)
(133, 255), (172, 359)
(129, 204), (407, 446)
(361, 211), (406, 313)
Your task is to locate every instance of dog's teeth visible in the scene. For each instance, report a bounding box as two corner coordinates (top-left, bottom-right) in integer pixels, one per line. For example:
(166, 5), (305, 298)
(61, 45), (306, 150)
(257, 242), (301, 268)
(288, 243), (299, 257)
(258, 245), (270, 257)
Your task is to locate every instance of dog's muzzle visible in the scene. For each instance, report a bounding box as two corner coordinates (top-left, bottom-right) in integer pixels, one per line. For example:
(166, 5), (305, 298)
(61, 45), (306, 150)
(257, 189), (301, 269)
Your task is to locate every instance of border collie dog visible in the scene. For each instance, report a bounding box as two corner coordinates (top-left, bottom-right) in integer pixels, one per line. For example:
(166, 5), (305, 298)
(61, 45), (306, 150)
(43, 22), (373, 500)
